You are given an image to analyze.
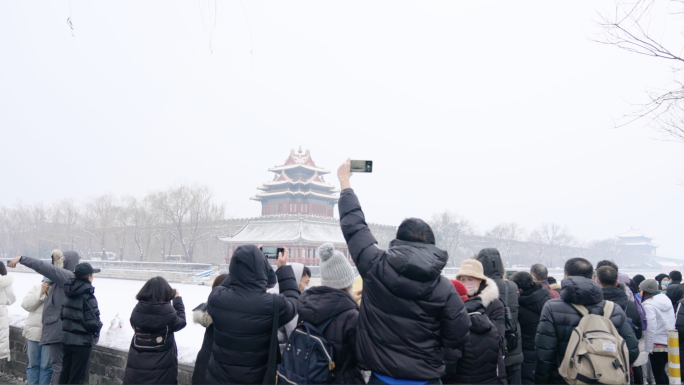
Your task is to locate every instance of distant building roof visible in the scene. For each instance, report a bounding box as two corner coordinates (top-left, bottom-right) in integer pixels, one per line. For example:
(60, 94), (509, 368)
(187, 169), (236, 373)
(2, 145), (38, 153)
(616, 228), (653, 240)
(218, 215), (347, 244)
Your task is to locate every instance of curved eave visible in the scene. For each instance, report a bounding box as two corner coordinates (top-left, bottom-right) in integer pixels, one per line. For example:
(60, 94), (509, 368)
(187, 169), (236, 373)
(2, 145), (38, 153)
(257, 180), (336, 190)
(251, 190), (340, 201)
(268, 164), (330, 174)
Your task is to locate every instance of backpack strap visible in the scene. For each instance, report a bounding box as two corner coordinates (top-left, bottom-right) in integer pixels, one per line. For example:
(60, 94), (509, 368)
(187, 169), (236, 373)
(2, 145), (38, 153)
(570, 303), (589, 317)
(263, 295), (280, 385)
(602, 301), (615, 320)
(313, 317), (336, 335)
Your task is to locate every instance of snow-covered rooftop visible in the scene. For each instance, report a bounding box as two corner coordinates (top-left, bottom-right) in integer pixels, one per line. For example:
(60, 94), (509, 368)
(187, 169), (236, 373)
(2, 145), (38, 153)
(219, 217), (346, 244)
(616, 228), (653, 239)
(251, 190), (339, 201)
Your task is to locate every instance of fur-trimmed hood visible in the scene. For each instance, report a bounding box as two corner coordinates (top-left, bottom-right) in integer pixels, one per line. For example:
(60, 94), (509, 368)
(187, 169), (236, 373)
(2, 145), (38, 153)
(477, 277), (500, 308)
(192, 303), (212, 327)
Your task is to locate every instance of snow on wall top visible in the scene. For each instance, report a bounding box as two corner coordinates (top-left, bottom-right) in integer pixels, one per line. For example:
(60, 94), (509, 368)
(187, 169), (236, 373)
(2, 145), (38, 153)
(219, 217), (346, 244)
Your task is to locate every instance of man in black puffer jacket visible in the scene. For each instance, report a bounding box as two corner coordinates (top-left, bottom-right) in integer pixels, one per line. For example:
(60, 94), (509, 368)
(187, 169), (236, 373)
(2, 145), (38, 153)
(596, 266), (643, 340)
(205, 245), (299, 384)
(337, 160), (471, 384)
(535, 258), (639, 385)
(476, 248), (523, 384)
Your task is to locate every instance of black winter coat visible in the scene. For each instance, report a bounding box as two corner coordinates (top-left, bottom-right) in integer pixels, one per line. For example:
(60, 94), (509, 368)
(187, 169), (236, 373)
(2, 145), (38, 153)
(475, 248), (524, 366)
(297, 286), (365, 384)
(603, 287), (643, 340)
(123, 298), (187, 385)
(673, 298), (684, 374)
(518, 284), (551, 384)
(519, 284), (551, 353)
(206, 245), (300, 385)
(444, 297), (506, 385)
(534, 276), (640, 385)
(191, 303), (214, 385)
(60, 278), (102, 346)
(339, 189), (471, 381)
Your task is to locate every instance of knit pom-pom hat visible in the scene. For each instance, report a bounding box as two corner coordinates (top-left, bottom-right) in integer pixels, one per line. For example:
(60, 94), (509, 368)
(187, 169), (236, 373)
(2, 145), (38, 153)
(318, 243), (356, 290)
(451, 280), (468, 301)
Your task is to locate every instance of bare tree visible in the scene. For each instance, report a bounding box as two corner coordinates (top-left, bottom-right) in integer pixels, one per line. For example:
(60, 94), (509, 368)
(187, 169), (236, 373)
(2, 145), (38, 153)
(153, 184), (225, 263)
(125, 196), (157, 261)
(486, 222), (526, 266)
(528, 223), (575, 267)
(83, 194), (116, 260)
(595, 0), (684, 142)
(430, 210), (476, 266)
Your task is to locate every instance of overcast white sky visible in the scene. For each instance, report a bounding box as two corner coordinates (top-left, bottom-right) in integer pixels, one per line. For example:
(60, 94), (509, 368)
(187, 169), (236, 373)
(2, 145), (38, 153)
(1, 1), (682, 257)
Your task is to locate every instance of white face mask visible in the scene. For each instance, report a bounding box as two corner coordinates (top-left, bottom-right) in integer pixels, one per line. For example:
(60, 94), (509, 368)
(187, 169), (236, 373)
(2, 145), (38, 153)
(463, 280), (480, 296)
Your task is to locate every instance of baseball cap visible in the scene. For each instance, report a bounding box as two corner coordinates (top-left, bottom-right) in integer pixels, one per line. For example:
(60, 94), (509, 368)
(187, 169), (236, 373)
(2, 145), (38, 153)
(74, 263), (101, 278)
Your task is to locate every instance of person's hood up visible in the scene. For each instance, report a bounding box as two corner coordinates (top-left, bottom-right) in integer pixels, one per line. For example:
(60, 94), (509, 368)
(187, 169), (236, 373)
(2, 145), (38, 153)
(228, 245), (270, 291)
(561, 276), (603, 306)
(648, 293), (674, 312)
(519, 284), (551, 314)
(617, 273), (631, 286)
(602, 286), (629, 310)
(666, 284), (684, 309)
(386, 239), (448, 282)
(297, 286), (357, 325)
(380, 239), (448, 300)
(63, 251), (80, 272)
(477, 278), (500, 308)
(64, 278), (94, 297)
(475, 248), (504, 279)
(267, 262), (304, 294)
(192, 302), (213, 328)
(464, 297), (492, 335)
(0, 275), (13, 289)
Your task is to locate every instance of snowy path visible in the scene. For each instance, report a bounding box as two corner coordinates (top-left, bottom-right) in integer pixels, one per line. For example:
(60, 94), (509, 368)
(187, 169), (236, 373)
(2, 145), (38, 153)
(8, 272), (213, 365)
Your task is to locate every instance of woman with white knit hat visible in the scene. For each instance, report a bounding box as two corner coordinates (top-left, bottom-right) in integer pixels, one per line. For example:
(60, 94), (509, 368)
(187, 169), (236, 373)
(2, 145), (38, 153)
(297, 243), (364, 384)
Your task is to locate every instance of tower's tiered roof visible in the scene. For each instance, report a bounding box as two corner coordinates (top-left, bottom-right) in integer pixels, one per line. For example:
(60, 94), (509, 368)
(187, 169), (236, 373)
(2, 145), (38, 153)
(251, 148), (339, 203)
(616, 228), (659, 249)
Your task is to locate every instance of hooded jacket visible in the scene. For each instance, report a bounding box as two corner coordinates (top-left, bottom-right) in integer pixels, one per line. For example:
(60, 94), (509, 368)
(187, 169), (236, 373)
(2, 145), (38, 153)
(339, 189), (471, 381)
(297, 286), (365, 384)
(642, 293), (676, 351)
(518, 283), (552, 353)
(60, 278), (103, 346)
(673, 298), (684, 366)
(534, 276), (639, 384)
(123, 297), (187, 385)
(475, 248), (524, 366)
(20, 251), (80, 345)
(205, 245), (300, 385)
(444, 296), (507, 385)
(191, 302), (214, 385)
(667, 284), (684, 312)
(268, 263), (304, 354)
(0, 275), (15, 360)
(603, 286), (643, 340)
(21, 283), (46, 342)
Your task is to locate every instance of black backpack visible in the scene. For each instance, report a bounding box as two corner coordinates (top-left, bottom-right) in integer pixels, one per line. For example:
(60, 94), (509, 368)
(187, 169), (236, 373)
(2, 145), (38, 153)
(277, 318), (347, 385)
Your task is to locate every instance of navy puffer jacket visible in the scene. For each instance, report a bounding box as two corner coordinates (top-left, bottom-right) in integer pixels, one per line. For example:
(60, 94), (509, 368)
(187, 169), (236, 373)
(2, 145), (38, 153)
(534, 276), (639, 384)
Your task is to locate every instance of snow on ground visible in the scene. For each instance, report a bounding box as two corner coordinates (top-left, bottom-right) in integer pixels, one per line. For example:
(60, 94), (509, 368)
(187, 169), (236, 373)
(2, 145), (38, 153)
(8, 271), (213, 365)
(6, 269), (661, 366)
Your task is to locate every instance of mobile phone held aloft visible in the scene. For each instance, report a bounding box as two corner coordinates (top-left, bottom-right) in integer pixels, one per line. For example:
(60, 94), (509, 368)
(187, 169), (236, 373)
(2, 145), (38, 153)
(350, 160), (373, 173)
(260, 246), (285, 259)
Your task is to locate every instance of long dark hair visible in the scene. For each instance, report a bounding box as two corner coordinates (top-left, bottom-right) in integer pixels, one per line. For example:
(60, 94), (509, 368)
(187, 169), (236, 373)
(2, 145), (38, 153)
(136, 276), (175, 303)
(213, 274), (229, 288)
(510, 271), (537, 293)
(0, 261), (6, 276)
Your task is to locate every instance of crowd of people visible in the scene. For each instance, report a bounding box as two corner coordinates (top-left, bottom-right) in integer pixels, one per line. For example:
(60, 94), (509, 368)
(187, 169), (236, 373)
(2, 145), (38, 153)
(1, 159), (683, 385)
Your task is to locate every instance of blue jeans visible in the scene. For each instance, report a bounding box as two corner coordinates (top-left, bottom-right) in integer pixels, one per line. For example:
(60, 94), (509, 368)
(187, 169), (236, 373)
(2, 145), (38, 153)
(26, 340), (52, 385)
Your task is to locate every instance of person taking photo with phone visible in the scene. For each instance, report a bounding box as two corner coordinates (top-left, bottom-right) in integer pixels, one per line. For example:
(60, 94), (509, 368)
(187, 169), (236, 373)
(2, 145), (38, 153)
(123, 276), (187, 385)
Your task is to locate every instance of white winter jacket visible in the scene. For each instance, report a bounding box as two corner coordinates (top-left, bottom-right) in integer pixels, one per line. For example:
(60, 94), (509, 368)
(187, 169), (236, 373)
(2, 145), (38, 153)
(0, 275), (16, 360)
(643, 293), (676, 352)
(21, 283), (47, 342)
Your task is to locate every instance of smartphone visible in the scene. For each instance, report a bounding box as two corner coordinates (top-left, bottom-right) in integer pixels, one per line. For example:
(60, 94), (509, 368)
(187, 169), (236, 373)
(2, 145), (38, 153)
(350, 160), (373, 173)
(260, 246), (285, 259)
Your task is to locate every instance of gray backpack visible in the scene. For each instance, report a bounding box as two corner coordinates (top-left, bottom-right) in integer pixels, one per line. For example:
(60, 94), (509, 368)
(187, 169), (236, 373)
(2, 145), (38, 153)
(558, 301), (630, 384)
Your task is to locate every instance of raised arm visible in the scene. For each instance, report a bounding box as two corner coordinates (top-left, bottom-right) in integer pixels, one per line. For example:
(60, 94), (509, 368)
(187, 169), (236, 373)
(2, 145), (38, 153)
(169, 295), (187, 332)
(21, 284), (46, 313)
(15, 256), (73, 285)
(337, 160), (383, 277)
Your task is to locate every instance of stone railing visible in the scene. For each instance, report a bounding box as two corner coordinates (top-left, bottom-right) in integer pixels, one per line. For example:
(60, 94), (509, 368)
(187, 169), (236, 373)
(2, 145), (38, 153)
(1, 326), (195, 385)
